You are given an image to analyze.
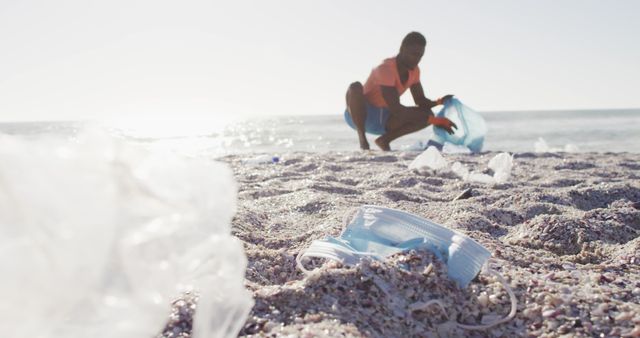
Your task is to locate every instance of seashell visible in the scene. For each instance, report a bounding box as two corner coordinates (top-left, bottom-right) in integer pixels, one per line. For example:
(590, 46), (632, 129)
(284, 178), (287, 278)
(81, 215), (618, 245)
(543, 309), (561, 318)
(547, 320), (560, 330)
(477, 292), (489, 307)
(591, 303), (609, 317)
(304, 313), (323, 323)
(615, 311), (634, 322)
(523, 307), (539, 319)
(262, 320), (276, 331)
(423, 263), (434, 276)
(547, 295), (564, 307)
(621, 325), (640, 337)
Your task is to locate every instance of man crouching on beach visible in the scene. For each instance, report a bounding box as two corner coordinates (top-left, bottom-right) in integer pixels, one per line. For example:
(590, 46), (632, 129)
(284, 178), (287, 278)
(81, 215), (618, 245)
(344, 31), (457, 151)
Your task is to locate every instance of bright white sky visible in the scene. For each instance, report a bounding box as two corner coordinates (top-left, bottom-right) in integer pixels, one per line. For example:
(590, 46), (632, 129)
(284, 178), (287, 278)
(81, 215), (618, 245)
(1, 0), (639, 122)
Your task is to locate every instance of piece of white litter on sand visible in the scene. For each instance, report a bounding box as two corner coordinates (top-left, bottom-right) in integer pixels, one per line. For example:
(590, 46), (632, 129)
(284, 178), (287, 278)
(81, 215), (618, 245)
(534, 137), (553, 153)
(409, 146), (448, 171)
(0, 129), (253, 338)
(451, 162), (470, 180)
(535, 137), (579, 153)
(453, 153), (513, 184)
(564, 144), (579, 152)
(488, 152), (513, 184)
(442, 142), (472, 154)
(244, 154), (278, 165)
(467, 173), (496, 184)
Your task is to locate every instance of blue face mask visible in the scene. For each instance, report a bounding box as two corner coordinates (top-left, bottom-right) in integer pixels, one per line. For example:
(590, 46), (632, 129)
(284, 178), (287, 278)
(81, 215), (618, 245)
(297, 205), (517, 330)
(298, 205), (490, 288)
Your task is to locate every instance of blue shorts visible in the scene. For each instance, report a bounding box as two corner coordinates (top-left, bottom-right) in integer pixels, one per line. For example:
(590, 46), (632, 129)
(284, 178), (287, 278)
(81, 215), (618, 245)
(343, 103), (390, 135)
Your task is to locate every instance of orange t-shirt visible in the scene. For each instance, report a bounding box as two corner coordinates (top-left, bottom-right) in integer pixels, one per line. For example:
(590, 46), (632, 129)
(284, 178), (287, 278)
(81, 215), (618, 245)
(363, 57), (421, 108)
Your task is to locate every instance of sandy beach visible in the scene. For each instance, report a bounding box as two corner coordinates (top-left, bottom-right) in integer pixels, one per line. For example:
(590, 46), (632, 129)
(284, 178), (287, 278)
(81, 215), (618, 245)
(211, 150), (639, 338)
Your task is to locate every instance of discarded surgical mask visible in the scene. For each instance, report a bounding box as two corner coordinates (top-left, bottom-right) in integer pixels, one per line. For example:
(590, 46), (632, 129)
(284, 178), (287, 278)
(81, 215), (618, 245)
(297, 205), (488, 287)
(297, 205), (517, 330)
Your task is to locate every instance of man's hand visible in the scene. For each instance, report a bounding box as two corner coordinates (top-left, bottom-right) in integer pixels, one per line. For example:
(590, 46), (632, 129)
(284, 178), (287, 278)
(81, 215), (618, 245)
(428, 115), (458, 135)
(436, 94), (454, 105)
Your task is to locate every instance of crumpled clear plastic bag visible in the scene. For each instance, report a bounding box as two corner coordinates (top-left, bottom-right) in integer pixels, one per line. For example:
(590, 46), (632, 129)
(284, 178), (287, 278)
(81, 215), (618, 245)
(432, 98), (488, 153)
(409, 146), (448, 171)
(0, 129), (252, 338)
(487, 152), (513, 184)
(450, 152), (513, 185)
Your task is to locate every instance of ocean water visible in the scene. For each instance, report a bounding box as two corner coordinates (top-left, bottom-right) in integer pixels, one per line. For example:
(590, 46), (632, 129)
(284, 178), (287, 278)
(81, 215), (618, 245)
(1, 108), (639, 156)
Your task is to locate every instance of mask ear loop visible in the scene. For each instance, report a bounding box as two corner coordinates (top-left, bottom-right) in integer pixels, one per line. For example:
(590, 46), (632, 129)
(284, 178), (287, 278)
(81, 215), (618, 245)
(295, 249), (313, 275)
(455, 261), (517, 330)
(410, 261), (517, 331)
(299, 208), (517, 330)
(296, 207), (363, 275)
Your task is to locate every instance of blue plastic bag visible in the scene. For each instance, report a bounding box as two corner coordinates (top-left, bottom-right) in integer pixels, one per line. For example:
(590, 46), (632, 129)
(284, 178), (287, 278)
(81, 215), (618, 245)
(431, 98), (487, 153)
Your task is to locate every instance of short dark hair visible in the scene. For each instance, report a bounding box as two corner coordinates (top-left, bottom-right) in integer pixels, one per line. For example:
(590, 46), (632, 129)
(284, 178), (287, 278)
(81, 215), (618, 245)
(401, 32), (427, 47)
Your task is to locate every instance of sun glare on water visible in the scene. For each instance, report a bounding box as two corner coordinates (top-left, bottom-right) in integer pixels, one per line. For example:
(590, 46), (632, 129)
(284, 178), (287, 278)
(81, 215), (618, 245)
(104, 116), (242, 139)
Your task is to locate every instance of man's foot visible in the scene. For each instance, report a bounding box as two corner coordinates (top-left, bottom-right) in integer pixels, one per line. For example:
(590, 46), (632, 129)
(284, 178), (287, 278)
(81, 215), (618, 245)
(359, 135), (370, 150)
(374, 136), (391, 151)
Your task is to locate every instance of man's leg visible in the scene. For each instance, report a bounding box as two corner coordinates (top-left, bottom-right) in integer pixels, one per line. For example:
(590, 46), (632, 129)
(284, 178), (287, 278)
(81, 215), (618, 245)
(345, 82), (369, 150)
(375, 110), (429, 151)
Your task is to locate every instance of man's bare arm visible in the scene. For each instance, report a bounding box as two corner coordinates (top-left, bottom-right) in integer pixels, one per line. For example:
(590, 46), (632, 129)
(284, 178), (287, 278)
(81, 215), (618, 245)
(381, 86), (430, 116)
(410, 82), (454, 109)
(410, 82), (437, 109)
(383, 85), (458, 134)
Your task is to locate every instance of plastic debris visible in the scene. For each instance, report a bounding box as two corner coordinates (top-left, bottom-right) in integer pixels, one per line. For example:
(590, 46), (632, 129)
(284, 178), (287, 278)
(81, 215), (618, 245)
(244, 154), (280, 165)
(0, 129), (253, 338)
(409, 147), (448, 171)
(450, 153), (513, 185)
(534, 137), (579, 153)
(488, 152), (514, 184)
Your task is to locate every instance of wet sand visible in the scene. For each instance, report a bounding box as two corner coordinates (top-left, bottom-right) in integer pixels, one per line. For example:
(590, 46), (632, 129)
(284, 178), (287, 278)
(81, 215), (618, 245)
(179, 151), (640, 338)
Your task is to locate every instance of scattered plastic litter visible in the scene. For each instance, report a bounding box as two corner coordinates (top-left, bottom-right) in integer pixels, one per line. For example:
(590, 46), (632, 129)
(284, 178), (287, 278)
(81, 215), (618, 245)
(409, 146), (448, 171)
(450, 153), (514, 185)
(442, 142), (472, 154)
(467, 173), (496, 184)
(244, 154), (280, 165)
(451, 162), (470, 180)
(488, 152), (514, 184)
(534, 137), (579, 153)
(0, 130), (253, 338)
